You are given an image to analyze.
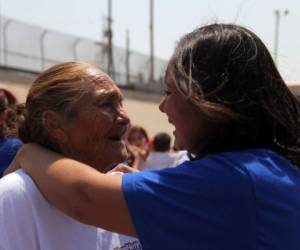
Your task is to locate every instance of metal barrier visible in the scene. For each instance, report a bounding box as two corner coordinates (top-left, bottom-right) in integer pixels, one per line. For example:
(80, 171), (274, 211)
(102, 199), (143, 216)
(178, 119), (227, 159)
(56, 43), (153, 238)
(0, 15), (166, 94)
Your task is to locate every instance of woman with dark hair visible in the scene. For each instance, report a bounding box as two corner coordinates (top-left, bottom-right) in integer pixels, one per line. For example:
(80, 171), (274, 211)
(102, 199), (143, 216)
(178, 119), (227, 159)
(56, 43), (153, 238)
(126, 125), (150, 168)
(0, 88), (20, 136)
(0, 88), (17, 108)
(127, 125), (149, 147)
(8, 24), (300, 250)
(0, 94), (22, 177)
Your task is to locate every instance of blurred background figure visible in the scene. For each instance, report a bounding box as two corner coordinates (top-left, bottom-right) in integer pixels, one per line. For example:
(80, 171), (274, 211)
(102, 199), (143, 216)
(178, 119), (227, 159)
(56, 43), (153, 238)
(0, 88), (21, 137)
(0, 88), (18, 107)
(126, 125), (150, 168)
(137, 132), (188, 170)
(0, 91), (22, 178)
(127, 125), (149, 151)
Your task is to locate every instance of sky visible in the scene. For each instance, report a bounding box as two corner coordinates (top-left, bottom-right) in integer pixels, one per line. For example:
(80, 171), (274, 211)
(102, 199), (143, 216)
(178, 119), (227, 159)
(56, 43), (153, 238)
(2, 0), (300, 80)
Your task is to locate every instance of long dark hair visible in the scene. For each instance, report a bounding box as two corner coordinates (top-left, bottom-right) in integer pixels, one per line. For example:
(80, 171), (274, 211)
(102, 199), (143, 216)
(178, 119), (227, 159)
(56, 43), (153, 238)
(169, 23), (300, 166)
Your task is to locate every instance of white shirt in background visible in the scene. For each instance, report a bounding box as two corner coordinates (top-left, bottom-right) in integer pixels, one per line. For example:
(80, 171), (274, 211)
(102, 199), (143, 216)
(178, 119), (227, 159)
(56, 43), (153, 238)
(140, 151), (189, 170)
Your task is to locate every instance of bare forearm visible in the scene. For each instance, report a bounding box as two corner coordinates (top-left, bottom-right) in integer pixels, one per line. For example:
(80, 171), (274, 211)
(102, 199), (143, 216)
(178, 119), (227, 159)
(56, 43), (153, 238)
(18, 144), (96, 216)
(18, 143), (136, 236)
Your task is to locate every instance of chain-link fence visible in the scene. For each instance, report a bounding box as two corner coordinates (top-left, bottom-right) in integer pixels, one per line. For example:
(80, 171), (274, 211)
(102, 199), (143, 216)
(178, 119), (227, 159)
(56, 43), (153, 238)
(0, 16), (167, 94)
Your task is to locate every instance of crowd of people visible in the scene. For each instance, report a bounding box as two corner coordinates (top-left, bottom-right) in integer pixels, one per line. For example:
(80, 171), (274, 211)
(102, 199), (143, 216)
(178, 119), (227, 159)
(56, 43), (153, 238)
(0, 23), (300, 250)
(126, 125), (188, 170)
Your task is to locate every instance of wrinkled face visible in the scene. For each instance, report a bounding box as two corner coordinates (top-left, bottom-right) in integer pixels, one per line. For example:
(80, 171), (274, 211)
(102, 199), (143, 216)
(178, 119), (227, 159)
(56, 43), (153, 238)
(128, 130), (148, 149)
(59, 74), (130, 172)
(159, 68), (206, 154)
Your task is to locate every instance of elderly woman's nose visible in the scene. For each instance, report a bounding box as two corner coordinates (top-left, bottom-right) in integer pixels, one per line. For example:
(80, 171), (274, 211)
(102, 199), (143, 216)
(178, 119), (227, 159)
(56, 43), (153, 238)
(117, 108), (130, 125)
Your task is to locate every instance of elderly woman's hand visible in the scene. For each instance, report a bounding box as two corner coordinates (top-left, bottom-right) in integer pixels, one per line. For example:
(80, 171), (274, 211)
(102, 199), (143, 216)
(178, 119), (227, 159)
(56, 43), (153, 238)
(108, 164), (139, 174)
(127, 144), (149, 160)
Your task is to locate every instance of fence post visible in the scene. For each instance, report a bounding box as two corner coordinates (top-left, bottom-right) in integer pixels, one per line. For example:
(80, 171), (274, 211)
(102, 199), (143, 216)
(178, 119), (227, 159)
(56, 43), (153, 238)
(40, 29), (49, 71)
(72, 38), (82, 61)
(3, 18), (12, 67)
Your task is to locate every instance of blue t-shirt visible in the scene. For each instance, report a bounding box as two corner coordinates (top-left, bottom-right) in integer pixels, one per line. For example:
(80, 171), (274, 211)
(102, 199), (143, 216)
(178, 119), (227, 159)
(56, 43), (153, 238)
(122, 148), (300, 250)
(0, 136), (22, 177)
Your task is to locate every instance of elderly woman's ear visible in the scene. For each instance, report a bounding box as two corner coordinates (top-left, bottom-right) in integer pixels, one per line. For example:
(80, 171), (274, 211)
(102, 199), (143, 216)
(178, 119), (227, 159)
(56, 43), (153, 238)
(42, 110), (68, 144)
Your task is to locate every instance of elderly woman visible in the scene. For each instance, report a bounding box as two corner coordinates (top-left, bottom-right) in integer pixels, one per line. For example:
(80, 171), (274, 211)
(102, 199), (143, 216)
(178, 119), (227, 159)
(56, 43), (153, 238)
(9, 24), (300, 250)
(0, 62), (141, 250)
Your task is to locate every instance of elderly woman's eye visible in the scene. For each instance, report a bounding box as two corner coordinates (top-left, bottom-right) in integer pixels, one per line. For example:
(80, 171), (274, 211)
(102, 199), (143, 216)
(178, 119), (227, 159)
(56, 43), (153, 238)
(97, 102), (113, 108)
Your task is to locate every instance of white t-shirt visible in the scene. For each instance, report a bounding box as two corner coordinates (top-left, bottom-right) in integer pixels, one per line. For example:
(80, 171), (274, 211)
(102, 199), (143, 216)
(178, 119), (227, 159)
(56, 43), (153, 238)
(0, 169), (141, 250)
(140, 151), (189, 170)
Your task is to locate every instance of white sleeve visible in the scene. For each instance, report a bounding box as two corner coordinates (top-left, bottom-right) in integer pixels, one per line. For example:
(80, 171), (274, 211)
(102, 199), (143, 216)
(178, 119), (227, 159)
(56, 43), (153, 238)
(0, 173), (39, 250)
(176, 151), (190, 164)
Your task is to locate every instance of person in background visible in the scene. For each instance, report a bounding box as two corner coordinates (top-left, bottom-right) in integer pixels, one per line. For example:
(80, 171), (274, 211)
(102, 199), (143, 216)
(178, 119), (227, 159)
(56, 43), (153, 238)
(126, 125), (150, 168)
(136, 132), (188, 170)
(0, 88), (20, 136)
(0, 62), (141, 250)
(0, 88), (17, 107)
(0, 94), (22, 177)
(7, 24), (300, 250)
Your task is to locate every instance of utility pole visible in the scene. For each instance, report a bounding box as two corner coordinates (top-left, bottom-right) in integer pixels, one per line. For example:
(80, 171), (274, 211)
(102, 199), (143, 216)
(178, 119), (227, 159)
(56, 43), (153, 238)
(100, 15), (106, 67)
(273, 9), (289, 66)
(105, 0), (114, 78)
(149, 0), (155, 84)
(125, 29), (130, 86)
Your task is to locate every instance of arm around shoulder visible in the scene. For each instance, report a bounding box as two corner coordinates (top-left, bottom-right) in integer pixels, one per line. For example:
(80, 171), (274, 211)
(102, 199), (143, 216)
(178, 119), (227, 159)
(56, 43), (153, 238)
(18, 143), (137, 237)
